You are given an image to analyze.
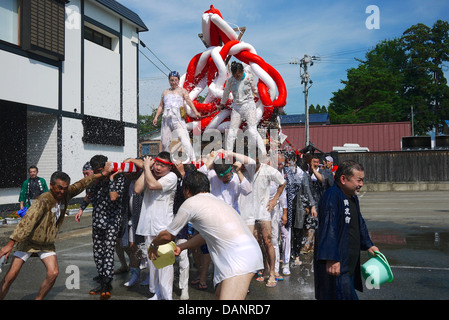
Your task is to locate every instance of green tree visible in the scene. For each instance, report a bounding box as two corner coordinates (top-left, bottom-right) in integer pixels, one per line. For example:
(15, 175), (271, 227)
(138, 107), (160, 136)
(328, 20), (449, 135)
(402, 23), (437, 134)
(329, 38), (408, 124)
(308, 104), (316, 114)
(309, 104), (328, 114)
(138, 94), (208, 136)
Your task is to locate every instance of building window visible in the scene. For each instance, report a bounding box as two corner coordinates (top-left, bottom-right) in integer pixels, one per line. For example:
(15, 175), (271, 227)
(0, 100), (27, 188)
(0, 0), (19, 45)
(140, 142), (160, 157)
(84, 25), (112, 50)
(82, 115), (125, 146)
(21, 0), (67, 61)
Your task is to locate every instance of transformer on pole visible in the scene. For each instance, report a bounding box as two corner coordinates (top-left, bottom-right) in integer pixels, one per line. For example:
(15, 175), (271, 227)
(290, 54), (319, 148)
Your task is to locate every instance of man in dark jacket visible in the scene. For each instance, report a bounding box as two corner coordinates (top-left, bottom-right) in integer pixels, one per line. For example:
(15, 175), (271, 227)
(18, 166), (49, 209)
(314, 160), (379, 300)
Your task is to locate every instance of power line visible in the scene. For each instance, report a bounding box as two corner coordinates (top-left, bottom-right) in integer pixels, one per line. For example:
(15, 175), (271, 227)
(318, 47), (370, 58)
(317, 58), (359, 64)
(286, 47), (371, 66)
(139, 49), (168, 77)
(139, 76), (167, 81)
(140, 40), (172, 73)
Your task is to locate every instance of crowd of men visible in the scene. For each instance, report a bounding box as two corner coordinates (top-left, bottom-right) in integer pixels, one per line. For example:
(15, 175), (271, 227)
(0, 148), (378, 300)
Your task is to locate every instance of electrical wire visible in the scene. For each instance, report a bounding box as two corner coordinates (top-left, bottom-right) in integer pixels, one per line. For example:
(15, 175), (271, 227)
(318, 47), (371, 58)
(140, 75), (167, 81)
(139, 49), (168, 77)
(140, 40), (172, 73)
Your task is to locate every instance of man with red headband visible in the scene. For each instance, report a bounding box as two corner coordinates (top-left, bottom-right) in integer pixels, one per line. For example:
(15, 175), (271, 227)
(127, 152), (178, 300)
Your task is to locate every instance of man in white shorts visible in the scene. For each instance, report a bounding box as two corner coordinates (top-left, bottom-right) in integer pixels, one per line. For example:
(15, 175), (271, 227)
(247, 153), (286, 287)
(147, 171), (263, 300)
(0, 168), (111, 300)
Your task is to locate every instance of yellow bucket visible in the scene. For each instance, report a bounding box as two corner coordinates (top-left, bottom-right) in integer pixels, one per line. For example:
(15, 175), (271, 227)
(150, 241), (177, 269)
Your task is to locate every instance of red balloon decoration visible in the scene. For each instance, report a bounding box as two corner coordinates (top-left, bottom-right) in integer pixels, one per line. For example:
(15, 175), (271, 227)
(181, 6), (287, 132)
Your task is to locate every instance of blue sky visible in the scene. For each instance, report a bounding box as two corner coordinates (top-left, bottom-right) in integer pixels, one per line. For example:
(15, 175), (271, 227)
(118, 0), (449, 116)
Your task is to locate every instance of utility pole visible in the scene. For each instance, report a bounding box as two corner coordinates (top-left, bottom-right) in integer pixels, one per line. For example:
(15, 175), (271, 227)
(290, 55), (318, 148)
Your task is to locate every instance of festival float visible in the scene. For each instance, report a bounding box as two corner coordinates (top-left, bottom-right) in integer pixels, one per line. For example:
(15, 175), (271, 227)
(178, 5), (288, 152)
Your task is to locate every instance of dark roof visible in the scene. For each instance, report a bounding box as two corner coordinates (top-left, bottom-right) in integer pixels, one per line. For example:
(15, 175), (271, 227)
(280, 113), (329, 125)
(96, 0), (148, 32)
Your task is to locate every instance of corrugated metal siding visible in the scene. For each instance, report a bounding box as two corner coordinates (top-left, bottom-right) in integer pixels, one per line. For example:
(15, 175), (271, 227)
(281, 122), (411, 152)
(27, 113), (58, 184)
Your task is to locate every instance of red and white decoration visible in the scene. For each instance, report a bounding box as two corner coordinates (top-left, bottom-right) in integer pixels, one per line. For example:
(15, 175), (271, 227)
(179, 5), (287, 134)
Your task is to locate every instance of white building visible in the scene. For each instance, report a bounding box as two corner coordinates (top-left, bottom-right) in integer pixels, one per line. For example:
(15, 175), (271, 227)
(0, 0), (148, 209)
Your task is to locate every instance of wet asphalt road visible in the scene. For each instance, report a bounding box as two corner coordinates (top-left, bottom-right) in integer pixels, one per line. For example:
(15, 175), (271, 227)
(1, 190), (449, 302)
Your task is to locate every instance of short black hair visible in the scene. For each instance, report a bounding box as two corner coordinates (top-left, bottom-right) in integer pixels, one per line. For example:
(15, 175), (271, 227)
(156, 151), (171, 162)
(231, 61), (244, 75)
(183, 163), (197, 174)
(213, 157), (232, 176)
(90, 155), (108, 170)
(28, 165), (38, 172)
(183, 171), (210, 196)
(50, 171), (71, 185)
(335, 160), (364, 182)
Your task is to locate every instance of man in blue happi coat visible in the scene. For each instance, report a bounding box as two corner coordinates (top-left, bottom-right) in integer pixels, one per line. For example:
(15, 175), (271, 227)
(314, 160), (379, 300)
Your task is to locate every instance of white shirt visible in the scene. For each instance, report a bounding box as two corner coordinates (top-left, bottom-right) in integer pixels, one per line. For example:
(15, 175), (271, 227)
(162, 92), (184, 119)
(136, 172), (178, 236)
(199, 165), (252, 214)
(221, 73), (258, 106)
(167, 193), (263, 286)
(269, 180), (287, 208)
(269, 178), (287, 222)
(244, 162), (285, 221)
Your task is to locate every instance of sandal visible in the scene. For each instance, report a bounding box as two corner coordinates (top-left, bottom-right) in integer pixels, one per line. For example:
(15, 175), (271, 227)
(255, 276), (265, 282)
(294, 257), (302, 266)
(266, 279), (277, 287)
(190, 278), (201, 285)
(198, 283), (208, 290)
(275, 274), (284, 281)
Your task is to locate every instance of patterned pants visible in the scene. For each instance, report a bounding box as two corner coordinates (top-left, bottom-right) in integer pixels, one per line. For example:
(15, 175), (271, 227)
(92, 225), (120, 280)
